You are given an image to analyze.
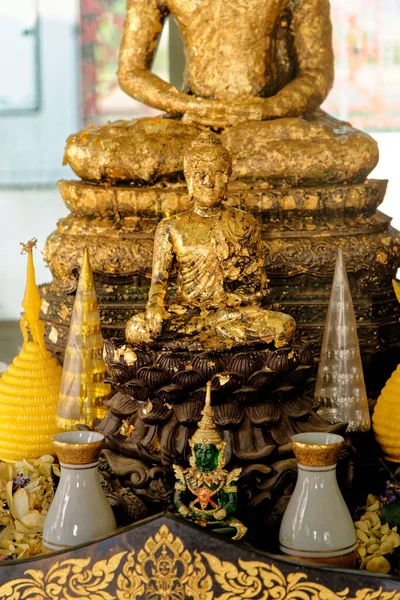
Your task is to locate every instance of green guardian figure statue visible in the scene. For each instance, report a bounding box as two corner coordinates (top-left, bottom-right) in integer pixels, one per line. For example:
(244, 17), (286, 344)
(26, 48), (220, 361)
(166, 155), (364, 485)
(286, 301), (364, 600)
(173, 382), (247, 540)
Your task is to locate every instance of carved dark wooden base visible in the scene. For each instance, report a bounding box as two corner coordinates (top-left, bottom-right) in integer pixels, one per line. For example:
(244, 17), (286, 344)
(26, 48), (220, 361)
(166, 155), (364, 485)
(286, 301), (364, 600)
(90, 342), (345, 538)
(99, 343), (320, 456)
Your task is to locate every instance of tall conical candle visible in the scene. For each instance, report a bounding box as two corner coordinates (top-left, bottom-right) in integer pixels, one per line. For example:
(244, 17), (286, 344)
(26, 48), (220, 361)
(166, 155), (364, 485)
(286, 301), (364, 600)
(315, 249), (370, 431)
(373, 280), (400, 462)
(0, 240), (62, 462)
(56, 249), (111, 430)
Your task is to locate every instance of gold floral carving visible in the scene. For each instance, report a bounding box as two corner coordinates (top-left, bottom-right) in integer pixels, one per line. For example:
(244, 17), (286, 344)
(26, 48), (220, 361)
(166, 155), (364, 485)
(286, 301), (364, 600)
(202, 553), (400, 600)
(0, 525), (400, 600)
(0, 552), (126, 600)
(116, 524), (212, 600)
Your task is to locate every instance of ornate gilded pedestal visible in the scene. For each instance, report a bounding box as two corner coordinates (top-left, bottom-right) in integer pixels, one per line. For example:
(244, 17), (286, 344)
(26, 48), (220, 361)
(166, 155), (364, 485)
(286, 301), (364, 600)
(41, 177), (400, 394)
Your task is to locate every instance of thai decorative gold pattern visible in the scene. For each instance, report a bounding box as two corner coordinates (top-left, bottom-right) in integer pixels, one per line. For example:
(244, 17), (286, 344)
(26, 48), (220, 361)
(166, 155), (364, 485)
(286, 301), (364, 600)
(201, 553), (395, 600)
(0, 240), (62, 463)
(0, 551), (126, 599)
(126, 131), (295, 351)
(0, 524), (399, 600)
(56, 249), (111, 430)
(52, 432), (105, 465)
(290, 435), (344, 468)
(116, 525), (213, 600)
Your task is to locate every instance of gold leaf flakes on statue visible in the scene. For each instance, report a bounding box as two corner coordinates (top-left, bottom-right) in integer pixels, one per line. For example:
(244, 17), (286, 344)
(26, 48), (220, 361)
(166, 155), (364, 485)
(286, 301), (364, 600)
(216, 373), (231, 387)
(126, 132), (295, 351)
(64, 0), (378, 185)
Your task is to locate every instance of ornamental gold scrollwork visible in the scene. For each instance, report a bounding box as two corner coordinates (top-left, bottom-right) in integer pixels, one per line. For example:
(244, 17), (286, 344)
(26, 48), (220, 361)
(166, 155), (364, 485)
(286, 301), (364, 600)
(1, 527), (400, 600)
(202, 552), (400, 600)
(116, 524), (212, 600)
(0, 552), (126, 600)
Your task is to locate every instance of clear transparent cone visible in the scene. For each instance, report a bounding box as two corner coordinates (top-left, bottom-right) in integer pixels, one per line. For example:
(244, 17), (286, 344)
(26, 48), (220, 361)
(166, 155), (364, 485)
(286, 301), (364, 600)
(315, 249), (370, 432)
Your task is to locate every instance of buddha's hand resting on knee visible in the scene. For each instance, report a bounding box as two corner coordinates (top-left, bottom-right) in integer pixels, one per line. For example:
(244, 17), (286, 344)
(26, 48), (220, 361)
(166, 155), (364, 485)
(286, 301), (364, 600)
(145, 305), (169, 338)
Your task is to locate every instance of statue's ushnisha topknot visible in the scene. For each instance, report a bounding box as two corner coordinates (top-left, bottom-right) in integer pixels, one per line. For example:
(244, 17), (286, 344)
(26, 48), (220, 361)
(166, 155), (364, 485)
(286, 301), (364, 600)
(184, 130), (232, 175)
(191, 130), (222, 149)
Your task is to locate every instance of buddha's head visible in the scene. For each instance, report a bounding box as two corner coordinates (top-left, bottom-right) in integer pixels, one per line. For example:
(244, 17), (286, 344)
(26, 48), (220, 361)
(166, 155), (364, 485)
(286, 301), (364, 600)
(184, 131), (232, 209)
(193, 443), (220, 472)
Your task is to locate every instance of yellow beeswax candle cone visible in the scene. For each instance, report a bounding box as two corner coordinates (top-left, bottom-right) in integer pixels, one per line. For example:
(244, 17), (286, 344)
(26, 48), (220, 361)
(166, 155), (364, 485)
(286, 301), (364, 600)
(0, 239), (62, 463)
(372, 280), (400, 462)
(373, 364), (400, 462)
(56, 249), (111, 430)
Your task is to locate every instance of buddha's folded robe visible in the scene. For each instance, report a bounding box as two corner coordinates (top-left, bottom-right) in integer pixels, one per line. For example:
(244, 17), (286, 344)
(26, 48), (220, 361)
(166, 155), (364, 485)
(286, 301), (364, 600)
(65, 112), (378, 185)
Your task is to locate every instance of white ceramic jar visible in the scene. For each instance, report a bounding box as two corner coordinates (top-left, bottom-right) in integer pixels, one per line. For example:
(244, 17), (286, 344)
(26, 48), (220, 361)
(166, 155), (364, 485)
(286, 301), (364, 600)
(42, 431), (116, 552)
(279, 432), (356, 567)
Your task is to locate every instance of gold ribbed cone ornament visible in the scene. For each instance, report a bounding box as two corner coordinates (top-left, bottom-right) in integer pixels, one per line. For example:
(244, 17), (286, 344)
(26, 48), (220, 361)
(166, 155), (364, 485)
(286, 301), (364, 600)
(190, 382), (222, 446)
(56, 249), (111, 430)
(372, 280), (400, 462)
(0, 239), (62, 463)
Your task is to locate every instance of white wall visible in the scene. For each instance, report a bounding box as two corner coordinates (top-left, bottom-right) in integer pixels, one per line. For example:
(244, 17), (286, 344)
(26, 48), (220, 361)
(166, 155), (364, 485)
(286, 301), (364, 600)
(0, 187), (68, 320)
(0, 0), (80, 319)
(371, 133), (400, 230)
(0, 0), (80, 185)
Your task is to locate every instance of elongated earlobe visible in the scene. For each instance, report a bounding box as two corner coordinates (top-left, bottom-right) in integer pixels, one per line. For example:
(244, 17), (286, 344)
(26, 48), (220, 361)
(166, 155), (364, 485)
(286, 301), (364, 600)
(187, 177), (194, 199)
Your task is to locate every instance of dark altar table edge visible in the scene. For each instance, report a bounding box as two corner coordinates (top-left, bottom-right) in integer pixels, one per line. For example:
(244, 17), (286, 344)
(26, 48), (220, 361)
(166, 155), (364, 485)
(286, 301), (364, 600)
(0, 513), (398, 599)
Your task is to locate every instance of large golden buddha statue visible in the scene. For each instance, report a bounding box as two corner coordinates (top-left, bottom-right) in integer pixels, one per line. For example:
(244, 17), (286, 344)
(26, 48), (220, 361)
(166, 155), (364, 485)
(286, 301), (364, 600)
(126, 131), (295, 350)
(64, 0), (378, 185)
(43, 0), (399, 377)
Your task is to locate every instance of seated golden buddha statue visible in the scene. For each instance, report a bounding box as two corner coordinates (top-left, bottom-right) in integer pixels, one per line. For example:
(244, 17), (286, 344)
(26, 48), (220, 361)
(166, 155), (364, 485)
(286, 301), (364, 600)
(126, 131), (295, 350)
(64, 0), (378, 185)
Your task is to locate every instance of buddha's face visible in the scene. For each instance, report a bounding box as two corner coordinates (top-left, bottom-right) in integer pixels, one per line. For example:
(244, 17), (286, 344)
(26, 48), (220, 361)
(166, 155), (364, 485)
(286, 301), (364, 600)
(194, 443), (219, 472)
(187, 159), (229, 208)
